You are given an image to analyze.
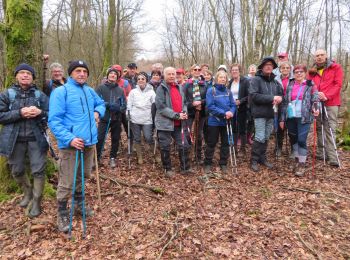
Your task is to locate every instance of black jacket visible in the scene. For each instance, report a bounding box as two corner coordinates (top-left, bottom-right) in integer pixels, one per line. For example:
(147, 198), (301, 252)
(43, 78), (67, 97)
(228, 77), (250, 112)
(183, 79), (207, 118)
(95, 81), (126, 121)
(0, 84), (49, 157)
(249, 70), (283, 119)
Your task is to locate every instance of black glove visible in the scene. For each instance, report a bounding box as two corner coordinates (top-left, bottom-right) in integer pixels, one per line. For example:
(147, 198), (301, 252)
(109, 103), (120, 112)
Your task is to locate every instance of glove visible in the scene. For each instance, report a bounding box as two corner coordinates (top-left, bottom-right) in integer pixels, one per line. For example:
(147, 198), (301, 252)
(109, 103), (120, 112)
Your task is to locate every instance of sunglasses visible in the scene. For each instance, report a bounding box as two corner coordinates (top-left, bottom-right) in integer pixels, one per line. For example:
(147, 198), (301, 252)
(137, 77), (146, 81)
(193, 69), (201, 72)
(294, 71), (305, 74)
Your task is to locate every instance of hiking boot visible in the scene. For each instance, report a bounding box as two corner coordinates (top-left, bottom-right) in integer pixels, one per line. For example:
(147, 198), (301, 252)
(14, 174), (33, 208)
(220, 165), (228, 174)
(28, 177), (45, 218)
(134, 143), (143, 165)
(251, 161), (259, 172)
(203, 165), (211, 174)
(110, 158), (116, 168)
(164, 169), (175, 178)
(57, 209), (70, 233)
(294, 162), (306, 177)
(74, 193), (94, 217)
(261, 160), (273, 169)
(328, 160), (340, 167)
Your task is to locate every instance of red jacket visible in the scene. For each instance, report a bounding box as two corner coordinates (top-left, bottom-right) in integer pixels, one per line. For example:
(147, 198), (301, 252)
(307, 60), (343, 106)
(117, 78), (132, 100)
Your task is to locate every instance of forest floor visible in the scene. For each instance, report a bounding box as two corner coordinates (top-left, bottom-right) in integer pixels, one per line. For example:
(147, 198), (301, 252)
(0, 134), (350, 259)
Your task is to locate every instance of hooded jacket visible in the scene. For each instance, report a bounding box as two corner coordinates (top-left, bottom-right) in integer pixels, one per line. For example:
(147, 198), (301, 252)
(206, 84), (236, 126)
(0, 84), (49, 157)
(249, 70), (283, 119)
(127, 83), (155, 125)
(307, 59), (343, 106)
(48, 77), (105, 149)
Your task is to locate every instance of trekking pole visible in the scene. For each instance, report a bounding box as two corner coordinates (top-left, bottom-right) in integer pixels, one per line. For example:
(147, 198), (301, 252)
(127, 110), (131, 169)
(322, 102), (341, 168)
(193, 111), (200, 165)
(153, 129), (158, 168)
(94, 146), (101, 205)
(80, 150), (87, 238)
(229, 119), (238, 174)
(319, 104), (326, 165)
(69, 150), (80, 239)
(273, 104), (279, 169)
(181, 120), (186, 171)
(312, 115), (317, 177)
(98, 117), (111, 161)
(226, 119), (237, 174)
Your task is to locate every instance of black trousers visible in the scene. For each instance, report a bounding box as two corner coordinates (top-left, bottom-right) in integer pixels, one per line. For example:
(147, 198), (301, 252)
(96, 118), (122, 159)
(204, 126), (229, 166)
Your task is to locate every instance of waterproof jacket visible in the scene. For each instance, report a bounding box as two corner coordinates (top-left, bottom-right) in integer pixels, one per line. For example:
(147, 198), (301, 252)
(281, 79), (319, 124)
(127, 83), (155, 125)
(43, 78), (67, 97)
(0, 84), (49, 157)
(155, 81), (187, 131)
(48, 77), (105, 149)
(95, 81), (126, 122)
(227, 77), (250, 112)
(183, 78), (207, 118)
(206, 84), (236, 127)
(249, 70), (283, 119)
(307, 59), (343, 106)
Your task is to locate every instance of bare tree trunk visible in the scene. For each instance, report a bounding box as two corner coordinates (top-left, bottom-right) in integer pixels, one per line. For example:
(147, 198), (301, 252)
(103, 0), (116, 71)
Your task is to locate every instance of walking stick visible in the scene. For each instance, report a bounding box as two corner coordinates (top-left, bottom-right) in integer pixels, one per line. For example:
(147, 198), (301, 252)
(322, 102), (341, 168)
(68, 150), (79, 239)
(127, 110), (131, 169)
(94, 146), (101, 205)
(153, 129), (158, 168)
(192, 110), (200, 165)
(226, 119), (238, 174)
(319, 104), (326, 165)
(80, 150), (87, 238)
(312, 117), (317, 177)
(273, 104), (279, 169)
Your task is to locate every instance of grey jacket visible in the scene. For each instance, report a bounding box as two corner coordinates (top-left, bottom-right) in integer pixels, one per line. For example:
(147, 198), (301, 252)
(0, 84), (49, 157)
(155, 82), (187, 131)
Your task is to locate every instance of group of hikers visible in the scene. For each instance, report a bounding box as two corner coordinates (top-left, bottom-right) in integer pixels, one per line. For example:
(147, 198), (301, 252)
(0, 48), (343, 233)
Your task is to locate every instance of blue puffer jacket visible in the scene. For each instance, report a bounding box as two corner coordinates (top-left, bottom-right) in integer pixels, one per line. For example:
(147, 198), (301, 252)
(206, 84), (236, 126)
(48, 77), (105, 149)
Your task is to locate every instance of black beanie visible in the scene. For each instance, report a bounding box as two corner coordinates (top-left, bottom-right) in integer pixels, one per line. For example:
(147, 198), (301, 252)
(14, 63), (36, 79)
(68, 60), (89, 76)
(106, 67), (119, 77)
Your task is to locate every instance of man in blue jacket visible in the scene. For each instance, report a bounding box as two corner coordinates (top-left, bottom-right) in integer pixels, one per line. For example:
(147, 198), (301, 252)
(49, 60), (105, 233)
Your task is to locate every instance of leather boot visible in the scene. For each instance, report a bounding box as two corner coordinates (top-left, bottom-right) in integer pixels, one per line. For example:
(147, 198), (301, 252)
(57, 200), (69, 233)
(251, 140), (261, 172)
(134, 143), (143, 165)
(14, 174), (33, 208)
(260, 141), (273, 169)
(28, 177), (45, 218)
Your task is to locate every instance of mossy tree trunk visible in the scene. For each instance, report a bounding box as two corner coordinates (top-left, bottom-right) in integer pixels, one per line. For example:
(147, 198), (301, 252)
(0, 0), (44, 196)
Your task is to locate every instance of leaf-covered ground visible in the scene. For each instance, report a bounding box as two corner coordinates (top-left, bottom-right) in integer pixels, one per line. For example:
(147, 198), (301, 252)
(1, 134), (350, 259)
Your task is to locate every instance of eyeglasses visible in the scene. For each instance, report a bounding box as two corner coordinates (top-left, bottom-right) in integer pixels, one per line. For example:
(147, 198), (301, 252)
(280, 67), (290, 70)
(193, 69), (201, 72)
(294, 71), (305, 74)
(137, 77), (146, 81)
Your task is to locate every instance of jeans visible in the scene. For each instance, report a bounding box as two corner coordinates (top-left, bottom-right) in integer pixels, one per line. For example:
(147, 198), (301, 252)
(254, 118), (274, 143)
(286, 118), (310, 163)
(131, 123), (153, 144)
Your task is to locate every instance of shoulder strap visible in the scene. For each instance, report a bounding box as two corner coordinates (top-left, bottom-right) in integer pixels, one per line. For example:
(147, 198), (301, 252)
(49, 80), (54, 90)
(8, 88), (16, 110)
(123, 79), (129, 88)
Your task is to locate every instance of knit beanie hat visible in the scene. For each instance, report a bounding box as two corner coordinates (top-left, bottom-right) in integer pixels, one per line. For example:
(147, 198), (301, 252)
(68, 60), (89, 76)
(14, 63), (36, 79)
(106, 67), (119, 77)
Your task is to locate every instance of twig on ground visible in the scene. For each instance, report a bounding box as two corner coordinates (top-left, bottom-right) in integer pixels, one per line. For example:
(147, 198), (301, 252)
(281, 186), (350, 200)
(157, 217), (179, 260)
(100, 174), (164, 195)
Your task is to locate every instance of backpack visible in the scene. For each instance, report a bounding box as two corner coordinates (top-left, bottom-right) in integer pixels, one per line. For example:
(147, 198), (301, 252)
(8, 88), (41, 110)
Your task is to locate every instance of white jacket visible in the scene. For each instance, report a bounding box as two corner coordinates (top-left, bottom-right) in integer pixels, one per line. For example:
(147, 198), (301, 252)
(127, 84), (155, 125)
